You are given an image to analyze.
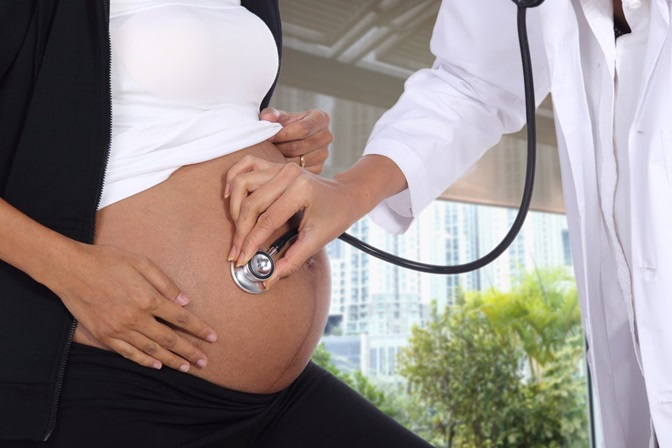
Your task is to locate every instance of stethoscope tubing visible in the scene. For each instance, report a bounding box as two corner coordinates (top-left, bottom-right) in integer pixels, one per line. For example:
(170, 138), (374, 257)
(234, 2), (542, 293)
(337, 3), (540, 274)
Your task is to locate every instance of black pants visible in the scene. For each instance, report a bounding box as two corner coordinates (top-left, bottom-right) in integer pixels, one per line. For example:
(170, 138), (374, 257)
(4, 344), (432, 447)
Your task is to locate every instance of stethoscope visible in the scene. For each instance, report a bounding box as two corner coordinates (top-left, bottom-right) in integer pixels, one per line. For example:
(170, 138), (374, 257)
(232, 0), (545, 294)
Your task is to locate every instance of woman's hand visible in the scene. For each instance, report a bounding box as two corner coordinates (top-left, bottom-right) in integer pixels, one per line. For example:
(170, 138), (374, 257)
(260, 108), (332, 175)
(45, 241), (218, 373)
(0, 197), (217, 373)
(224, 154), (408, 288)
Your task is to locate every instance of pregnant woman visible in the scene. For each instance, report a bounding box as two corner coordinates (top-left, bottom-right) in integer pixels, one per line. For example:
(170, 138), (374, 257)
(0, 1), (432, 447)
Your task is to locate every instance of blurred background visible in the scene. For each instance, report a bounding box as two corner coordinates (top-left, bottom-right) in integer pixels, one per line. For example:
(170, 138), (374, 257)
(272, 1), (592, 446)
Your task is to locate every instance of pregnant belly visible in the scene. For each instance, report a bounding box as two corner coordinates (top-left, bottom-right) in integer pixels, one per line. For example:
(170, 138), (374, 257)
(73, 141), (331, 393)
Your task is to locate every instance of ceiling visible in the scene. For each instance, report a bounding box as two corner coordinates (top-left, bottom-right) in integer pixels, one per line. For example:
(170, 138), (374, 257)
(275, 0), (563, 213)
(280, 0), (439, 77)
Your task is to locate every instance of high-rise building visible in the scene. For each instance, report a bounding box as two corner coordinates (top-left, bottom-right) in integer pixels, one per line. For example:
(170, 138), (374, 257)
(270, 86), (570, 380)
(325, 201), (570, 380)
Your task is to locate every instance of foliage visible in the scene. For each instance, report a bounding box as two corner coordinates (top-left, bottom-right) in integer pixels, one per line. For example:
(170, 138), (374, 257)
(311, 343), (405, 420)
(477, 268), (582, 380)
(397, 268), (589, 447)
(398, 298), (525, 447)
(312, 269), (588, 447)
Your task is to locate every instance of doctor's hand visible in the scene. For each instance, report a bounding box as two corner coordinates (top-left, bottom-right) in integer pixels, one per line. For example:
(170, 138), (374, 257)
(260, 108), (332, 175)
(225, 154), (407, 288)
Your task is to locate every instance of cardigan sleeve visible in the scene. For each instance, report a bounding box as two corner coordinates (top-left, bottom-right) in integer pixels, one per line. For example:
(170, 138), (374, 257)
(0, 1), (66, 196)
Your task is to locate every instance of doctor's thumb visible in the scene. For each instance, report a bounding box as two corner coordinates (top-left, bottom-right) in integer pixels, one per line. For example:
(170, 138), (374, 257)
(263, 244), (313, 289)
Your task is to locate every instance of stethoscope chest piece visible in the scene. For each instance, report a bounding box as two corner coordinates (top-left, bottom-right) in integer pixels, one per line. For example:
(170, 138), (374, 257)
(230, 250), (275, 295)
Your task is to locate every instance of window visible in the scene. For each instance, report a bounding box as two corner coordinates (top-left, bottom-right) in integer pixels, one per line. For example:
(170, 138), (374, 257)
(274, 3), (590, 442)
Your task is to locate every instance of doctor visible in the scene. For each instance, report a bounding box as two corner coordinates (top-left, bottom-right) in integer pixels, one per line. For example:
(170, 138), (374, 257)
(226, 0), (672, 446)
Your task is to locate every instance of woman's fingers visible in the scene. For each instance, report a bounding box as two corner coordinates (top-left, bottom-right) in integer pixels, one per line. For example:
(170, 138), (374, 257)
(151, 299), (217, 347)
(51, 243), (219, 372)
(98, 294), (213, 372)
(136, 258), (217, 343)
(134, 316), (211, 371)
(106, 338), (164, 370)
(261, 108), (333, 175)
(108, 329), (198, 372)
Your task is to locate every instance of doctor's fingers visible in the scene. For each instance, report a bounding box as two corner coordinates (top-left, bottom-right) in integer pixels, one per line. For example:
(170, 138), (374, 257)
(228, 166), (284, 223)
(225, 155), (280, 196)
(264, 232), (328, 289)
(229, 164), (311, 265)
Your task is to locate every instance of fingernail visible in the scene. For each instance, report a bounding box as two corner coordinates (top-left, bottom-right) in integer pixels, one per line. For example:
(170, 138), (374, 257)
(206, 332), (217, 342)
(176, 293), (190, 305)
(224, 182), (231, 199)
(153, 362), (162, 370)
(236, 251), (246, 267)
(227, 246), (237, 262)
(196, 359), (207, 368)
(179, 364), (190, 373)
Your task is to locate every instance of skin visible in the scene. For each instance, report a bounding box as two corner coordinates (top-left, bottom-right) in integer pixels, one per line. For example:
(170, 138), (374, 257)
(226, 154), (407, 288)
(226, 0), (631, 288)
(76, 138), (332, 391)
(0, 108), (332, 372)
(613, 0), (630, 35)
(261, 107), (333, 174)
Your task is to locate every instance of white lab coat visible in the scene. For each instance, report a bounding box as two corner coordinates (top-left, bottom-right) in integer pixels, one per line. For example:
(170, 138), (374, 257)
(364, 1), (672, 446)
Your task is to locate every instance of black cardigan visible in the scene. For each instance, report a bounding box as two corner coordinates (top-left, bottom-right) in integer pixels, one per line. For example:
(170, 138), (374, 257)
(0, 0), (281, 441)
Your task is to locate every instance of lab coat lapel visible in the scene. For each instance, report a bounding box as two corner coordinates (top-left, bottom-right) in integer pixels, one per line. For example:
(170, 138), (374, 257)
(540, 3), (653, 446)
(638, 0), (670, 112)
(578, 0), (616, 74)
(538, 2), (594, 227)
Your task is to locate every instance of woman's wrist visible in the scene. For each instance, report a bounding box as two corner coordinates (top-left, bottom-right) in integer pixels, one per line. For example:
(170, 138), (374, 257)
(27, 231), (82, 290)
(0, 198), (79, 289)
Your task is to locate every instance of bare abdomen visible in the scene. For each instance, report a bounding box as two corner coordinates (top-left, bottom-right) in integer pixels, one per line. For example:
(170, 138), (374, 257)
(74, 141), (331, 393)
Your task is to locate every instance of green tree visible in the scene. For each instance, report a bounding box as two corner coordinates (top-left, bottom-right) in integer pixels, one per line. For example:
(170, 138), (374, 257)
(477, 268), (581, 379)
(398, 298), (526, 447)
(398, 269), (589, 447)
(482, 268), (587, 446)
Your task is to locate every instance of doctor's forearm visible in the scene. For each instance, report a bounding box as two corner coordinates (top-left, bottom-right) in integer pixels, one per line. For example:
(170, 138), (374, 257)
(333, 154), (408, 219)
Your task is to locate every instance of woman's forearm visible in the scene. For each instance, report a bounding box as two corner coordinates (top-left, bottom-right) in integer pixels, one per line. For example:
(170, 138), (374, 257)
(0, 197), (218, 372)
(0, 198), (75, 285)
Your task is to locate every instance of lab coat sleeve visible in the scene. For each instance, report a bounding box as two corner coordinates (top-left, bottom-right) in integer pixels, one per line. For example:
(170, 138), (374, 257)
(364, 0), (551, 233)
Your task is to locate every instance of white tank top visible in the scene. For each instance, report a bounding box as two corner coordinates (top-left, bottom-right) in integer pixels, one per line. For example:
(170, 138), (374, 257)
(100, 0), (282, 209)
